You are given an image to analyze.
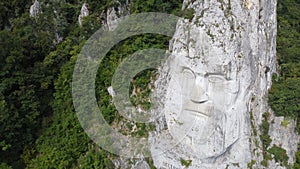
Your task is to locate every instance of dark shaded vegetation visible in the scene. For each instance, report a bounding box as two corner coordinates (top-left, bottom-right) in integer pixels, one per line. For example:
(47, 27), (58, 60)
(267, 0), (300, 168)
(294, 143), (300, 169)
(268, 145), (289, 166)
(268, 0), (300, 131)
(0, 0), (299, 168)
(260, 112), (272, 151)
(130, 69), (158, 111)
(0, 0), (182, 168)
(259, 112), (273, 167)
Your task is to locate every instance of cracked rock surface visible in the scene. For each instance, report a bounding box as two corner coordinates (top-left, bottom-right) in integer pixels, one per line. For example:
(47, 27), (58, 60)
(148, 0), (298, 168)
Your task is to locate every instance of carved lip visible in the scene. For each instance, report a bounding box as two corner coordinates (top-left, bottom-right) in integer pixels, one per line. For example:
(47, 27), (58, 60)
(183, 101), (213, 117)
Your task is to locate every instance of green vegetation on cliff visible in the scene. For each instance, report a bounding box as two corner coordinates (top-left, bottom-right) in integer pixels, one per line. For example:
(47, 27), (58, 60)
(268, 0), (300, 168)
(0, 0), (182, 168)
(268, 0), (300, 130)
(0, 0), (299, 168)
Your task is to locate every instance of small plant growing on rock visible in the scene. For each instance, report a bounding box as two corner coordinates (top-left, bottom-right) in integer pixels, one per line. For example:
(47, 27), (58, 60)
(180, 158), (192, 167)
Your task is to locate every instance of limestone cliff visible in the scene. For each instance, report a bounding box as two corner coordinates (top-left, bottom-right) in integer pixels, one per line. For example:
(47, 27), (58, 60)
(149, 0), (298, 168)
(75, 0), (298, 168)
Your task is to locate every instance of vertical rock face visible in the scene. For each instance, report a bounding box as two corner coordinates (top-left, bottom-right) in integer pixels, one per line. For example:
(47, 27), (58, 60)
(78, 3), (89, 26)
(30, 0), (42, 18)
(103, 2), (129, 31)
(148, 0), (298, 168)
(106, 8), (120, 30)
(269, 116), (299, 165)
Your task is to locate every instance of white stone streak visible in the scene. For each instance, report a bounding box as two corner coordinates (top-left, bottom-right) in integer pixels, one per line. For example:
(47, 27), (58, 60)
(107, 86), (116, 97)
(78, 3), (89, 26)
(30, 0), (41, 18)
(102, 2), (129, 31)
(106, 8), (119, 31)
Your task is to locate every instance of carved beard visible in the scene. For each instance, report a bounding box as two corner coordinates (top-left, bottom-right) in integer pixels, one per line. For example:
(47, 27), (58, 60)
(182, 108), (227, 158)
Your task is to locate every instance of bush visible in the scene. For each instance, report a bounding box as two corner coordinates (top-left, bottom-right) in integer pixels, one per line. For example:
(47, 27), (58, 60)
(180, 158), (192, 167)
(260, 112), (272, 150)
(268, 145), (289, 167)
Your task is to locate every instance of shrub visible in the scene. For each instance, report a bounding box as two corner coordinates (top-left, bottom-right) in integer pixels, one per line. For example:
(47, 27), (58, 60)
(180, 158), (192, 167)
(268, 145), (289, 167)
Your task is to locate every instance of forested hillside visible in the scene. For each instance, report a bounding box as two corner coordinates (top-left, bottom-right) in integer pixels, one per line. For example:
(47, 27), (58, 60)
(268, 0), (300, 168)
(0, 0), (182, 168)
(0, 0), (299, 168)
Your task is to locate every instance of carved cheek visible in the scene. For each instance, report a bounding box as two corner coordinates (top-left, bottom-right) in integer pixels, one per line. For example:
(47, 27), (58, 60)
(180, 69), (195, 97)
(207, 82), (226, 109)
(224, 81), (240, 106)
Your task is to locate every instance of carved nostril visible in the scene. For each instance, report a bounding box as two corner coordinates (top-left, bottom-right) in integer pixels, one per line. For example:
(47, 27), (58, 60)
(190, 83), (208, 103)
(191, 93), (209, 103)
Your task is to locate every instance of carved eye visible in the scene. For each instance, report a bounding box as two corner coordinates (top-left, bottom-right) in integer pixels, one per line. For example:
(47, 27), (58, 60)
(225, 80), (240, 93)
(208, 75), (225, 83)
(182, 68), (195, 79)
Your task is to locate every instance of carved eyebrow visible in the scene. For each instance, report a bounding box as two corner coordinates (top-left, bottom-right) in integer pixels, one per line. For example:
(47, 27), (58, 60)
(205, 73), (232, 80)
(181, 66), (196, 76)
(181, 66), (194, 72)
(180, 67), (232, 80)
(204, 72), (225, 77)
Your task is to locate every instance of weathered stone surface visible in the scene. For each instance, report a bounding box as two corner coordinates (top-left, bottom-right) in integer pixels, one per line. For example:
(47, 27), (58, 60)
(106, 8), (119, 31)
(269, 116), (299, 165)
(147, 0), (298, 168)
(104, 2), (129, 31)
(97, 0), (299, 168)
(134, 160), (151, 169)
(30, 0), (42, 18)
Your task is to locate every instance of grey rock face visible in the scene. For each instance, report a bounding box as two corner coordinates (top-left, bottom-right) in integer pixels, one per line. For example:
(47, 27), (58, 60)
(91, 0), (298, 168)
(103, 2), (129, 31)
(269, 116), (299, 164)
(148, 0), (297, 168)
(30, 0), (42, 18)
(78, 3), (89, 26)
(106, 8), (119, 30)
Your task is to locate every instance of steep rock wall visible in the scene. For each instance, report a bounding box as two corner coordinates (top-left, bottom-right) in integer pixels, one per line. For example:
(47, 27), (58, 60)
(148, 0), (298, 168)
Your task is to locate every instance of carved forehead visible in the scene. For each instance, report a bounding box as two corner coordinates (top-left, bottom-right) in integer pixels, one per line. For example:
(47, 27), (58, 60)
(168, 27), (253, 79)
(170, 51), (236, 74)
(170, 30), (236, 70)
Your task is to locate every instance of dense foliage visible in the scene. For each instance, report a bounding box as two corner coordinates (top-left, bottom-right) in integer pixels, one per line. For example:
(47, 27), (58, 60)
(267, 0), (300, 168)
(0, 0), (299, 168)
(268, 145), (289, 166)
(0, 0), (182, 168)
(268, 0), (300, 131)
(295, 143), (300, 169)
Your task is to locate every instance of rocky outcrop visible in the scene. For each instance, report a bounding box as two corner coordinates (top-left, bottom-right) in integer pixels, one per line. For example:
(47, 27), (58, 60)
(78, 3), (89, 26)
(148, 0), (298, 168)
(83, 0), (298, 168)
(269, 116), (299, 164)
(30, 0), (42, 18)
(105, 8), (119, 30)
(102, 2), (129, 31)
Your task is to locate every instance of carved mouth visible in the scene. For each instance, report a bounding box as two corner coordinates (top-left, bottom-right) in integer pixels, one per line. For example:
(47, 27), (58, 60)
(183, 101), (213, 117)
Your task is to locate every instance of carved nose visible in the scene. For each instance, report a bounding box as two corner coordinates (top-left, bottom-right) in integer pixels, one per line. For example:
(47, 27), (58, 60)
(190, 78), (208, 103)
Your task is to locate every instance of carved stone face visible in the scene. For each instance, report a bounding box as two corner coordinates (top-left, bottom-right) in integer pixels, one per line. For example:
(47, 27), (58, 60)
(163, 31), (241, 158)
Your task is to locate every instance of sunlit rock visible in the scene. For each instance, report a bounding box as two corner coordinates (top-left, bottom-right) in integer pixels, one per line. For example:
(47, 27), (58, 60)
(78, 3), (89, 26)
(107, 86), (116, 97)
(106, 8), (119, 31)
(269, 116), (299, 164)
(30, 0), (41, 18)
(148, 0), (288, 168)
